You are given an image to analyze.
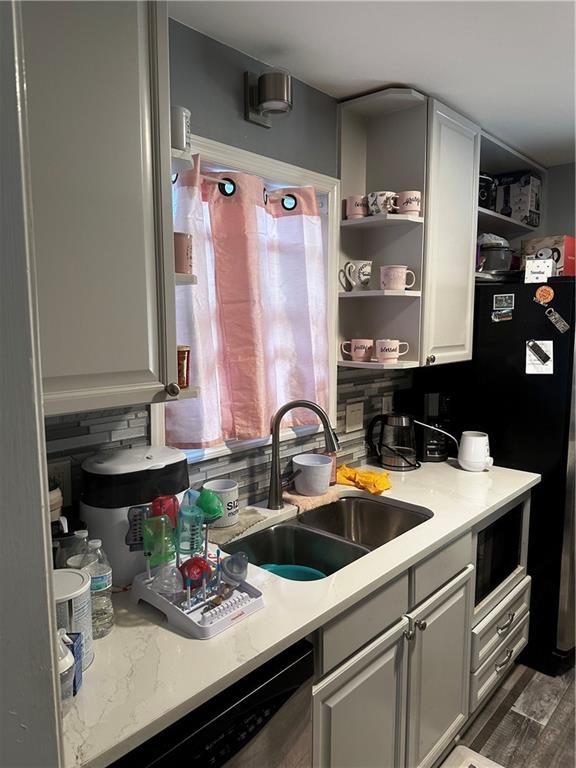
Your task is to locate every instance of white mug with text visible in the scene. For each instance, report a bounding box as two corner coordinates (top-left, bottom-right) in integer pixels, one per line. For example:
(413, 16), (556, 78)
(203, 479), (239, 527)
(339, 260), (373, 291)
(375, 339), (410, 363)
(341, 338), (374, 362)
(397, 191), (422, 215)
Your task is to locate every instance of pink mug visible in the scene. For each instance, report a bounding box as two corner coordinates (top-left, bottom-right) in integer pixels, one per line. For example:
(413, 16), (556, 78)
(341, 338), (373, 362)
(396, 191), (422, 215)
(346, 195), (368, 219)
(375, 339), (410, 362)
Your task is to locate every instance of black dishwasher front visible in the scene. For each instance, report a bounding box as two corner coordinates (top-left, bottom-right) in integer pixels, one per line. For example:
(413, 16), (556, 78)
(112, 639), (314, 768)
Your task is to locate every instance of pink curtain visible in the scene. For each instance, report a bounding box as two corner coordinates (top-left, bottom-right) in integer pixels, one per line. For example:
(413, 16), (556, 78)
(166, 159), (328, 449)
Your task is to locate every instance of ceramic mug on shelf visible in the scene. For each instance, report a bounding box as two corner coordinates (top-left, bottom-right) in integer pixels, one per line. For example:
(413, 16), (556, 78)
(367, 191), (398, 215)
(341, 338), (374, 362)
(345, 195), (369, 219)
(339, 259), (372, 291)
(396, 190), (422, 215)
(458, 431), (493, 472)
(380, 265), (417, 291)
(375, 339), (409, 363)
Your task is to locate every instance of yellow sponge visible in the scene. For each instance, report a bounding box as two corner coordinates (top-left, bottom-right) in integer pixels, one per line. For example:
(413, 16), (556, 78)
(336, 465), (391, 494)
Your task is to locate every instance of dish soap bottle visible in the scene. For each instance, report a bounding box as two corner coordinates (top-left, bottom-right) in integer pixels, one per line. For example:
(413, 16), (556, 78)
(81, 539), (114, 638)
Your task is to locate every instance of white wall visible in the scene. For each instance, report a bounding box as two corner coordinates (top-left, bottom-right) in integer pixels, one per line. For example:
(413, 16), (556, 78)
(546, 162), (575, 235)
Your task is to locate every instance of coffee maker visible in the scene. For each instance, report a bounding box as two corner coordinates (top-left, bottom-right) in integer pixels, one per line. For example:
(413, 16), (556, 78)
(395, 391), (454, 462)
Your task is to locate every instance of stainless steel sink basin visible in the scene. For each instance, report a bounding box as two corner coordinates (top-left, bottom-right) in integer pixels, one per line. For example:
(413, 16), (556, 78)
(297, 493), (433, 550)
(224, 523), (369, 578)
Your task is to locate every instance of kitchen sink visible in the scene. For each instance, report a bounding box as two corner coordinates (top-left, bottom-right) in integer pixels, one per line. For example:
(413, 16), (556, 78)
(224, 523), (369, 578)
(297, 493), (433, 550)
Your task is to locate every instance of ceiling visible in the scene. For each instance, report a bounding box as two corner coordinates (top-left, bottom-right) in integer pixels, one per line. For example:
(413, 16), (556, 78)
(169, 0), (575, 168)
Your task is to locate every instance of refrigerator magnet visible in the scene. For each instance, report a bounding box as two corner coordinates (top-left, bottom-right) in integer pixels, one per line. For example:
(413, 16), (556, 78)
(545, 307), (570, 334)
(493, 293), (515, 310)
(534, 285), (554, 305)
(525, 340), (554, 374)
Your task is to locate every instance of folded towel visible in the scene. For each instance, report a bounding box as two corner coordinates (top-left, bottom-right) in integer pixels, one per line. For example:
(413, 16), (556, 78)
(336, 464), (391, 494)
(208, 507), (265, 547)
(282, 488), (340, 513)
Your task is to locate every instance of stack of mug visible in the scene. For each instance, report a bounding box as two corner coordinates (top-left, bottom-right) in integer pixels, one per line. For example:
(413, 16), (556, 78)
(341, 338), (410, 364)
(344, 190), (422, 219)
(339, 261), (417, 292)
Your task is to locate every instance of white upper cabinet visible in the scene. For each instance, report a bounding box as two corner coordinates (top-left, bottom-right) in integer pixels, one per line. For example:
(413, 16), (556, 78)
(22, 2), (177, 415)
(421, 101), (481, 366)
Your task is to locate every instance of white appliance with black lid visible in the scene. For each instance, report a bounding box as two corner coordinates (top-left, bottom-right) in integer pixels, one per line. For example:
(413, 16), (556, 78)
(80, 446), (188, 587)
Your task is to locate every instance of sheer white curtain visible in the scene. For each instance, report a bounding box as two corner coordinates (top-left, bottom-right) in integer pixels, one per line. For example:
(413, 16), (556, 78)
(166, 157), (329, 449)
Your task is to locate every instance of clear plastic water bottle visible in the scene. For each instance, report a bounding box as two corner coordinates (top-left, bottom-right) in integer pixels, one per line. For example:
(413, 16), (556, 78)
(81, 539), (114, 638)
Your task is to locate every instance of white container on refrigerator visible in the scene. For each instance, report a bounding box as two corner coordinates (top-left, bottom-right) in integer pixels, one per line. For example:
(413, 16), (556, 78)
(80, 446), (189, 587)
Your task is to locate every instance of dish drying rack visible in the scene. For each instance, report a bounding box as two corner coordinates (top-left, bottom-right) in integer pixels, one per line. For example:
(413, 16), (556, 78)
(131, 571), (264, 639)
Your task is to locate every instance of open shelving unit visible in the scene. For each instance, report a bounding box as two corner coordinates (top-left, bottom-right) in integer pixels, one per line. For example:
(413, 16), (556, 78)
(339, 289), (421, 299)
(341, 213), (424, 230)
(171, 147), (199, 400)
(476, 132), (546, 243)
(338, 88), (427, 369)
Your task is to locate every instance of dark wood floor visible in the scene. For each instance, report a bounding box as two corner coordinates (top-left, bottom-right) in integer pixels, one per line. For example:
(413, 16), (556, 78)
(460, 663), (575, 768)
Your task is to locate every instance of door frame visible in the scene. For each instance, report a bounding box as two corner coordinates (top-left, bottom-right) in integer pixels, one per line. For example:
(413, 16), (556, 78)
(1, 2), (62, 765)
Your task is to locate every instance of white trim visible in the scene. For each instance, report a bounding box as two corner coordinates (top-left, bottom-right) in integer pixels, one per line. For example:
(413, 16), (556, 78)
(153, 133), (340, 456)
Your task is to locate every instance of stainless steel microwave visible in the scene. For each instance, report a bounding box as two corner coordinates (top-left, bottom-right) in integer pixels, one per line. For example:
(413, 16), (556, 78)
(472, 494), (530, 624)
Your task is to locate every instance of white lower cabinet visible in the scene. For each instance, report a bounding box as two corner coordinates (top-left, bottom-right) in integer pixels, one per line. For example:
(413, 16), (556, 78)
(314, 566), (474, 768)
(405, 566), (474, 768)
(313, 618), (408, 768)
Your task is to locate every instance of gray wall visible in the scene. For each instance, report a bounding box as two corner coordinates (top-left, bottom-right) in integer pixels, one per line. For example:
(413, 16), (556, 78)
(169, 19), (339, 177)
(546, 162), (575, 235)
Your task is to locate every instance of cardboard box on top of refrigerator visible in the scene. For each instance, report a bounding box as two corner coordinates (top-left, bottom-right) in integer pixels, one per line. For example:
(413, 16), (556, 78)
(495, 171), (542, 227)
(521, 235), (576, 276)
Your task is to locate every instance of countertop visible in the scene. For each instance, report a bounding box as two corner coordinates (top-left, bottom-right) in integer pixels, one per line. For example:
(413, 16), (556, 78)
(63, 462), (540, 767)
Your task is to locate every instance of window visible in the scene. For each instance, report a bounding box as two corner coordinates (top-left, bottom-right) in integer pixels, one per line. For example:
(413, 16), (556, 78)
(164, 139), (338, 460)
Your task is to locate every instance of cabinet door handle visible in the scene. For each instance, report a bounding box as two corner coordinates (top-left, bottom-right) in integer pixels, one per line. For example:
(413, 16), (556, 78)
(426, 355), (436, 366)
(496, 612), (515, 635)
(165, 382), (181, 397)
(415, 620), (427, 631)
(495, 649), (513, 672)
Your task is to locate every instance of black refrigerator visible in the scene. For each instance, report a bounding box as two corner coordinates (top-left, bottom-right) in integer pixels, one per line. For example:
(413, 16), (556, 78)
(413, 276), (575, 674)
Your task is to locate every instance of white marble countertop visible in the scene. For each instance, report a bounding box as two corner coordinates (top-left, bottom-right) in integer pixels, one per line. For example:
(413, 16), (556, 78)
(63, 462), (540, 767)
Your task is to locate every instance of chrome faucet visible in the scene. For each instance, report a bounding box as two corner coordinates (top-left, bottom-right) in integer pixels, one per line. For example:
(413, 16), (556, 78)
(267, 400), (340, 510)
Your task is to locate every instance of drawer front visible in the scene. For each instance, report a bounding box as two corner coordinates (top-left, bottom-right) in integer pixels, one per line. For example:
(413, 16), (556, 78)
(471, 576), (531, 671)
(412, 533), (473, 606)
(470, 612), (529, 712)
(321, 573), (408, 674)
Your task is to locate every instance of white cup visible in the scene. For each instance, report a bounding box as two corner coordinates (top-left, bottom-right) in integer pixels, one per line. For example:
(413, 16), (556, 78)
(367, 191), (398, 215)
(458, 431), (493, 472)
(375, 339), (409, 362)
(203, 479), (239, 527)
(380, 265), (417, 291)
(292, 453), (332, 496)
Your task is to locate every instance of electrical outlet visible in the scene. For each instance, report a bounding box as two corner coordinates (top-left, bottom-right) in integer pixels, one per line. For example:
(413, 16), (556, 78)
(381, 394), (394, 414)
(345, 402), (364, 433)
(47, 458), (72, 507)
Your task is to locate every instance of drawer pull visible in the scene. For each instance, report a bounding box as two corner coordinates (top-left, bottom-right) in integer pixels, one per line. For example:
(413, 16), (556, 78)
(495, 649), (513, 672)
(415, 620), (427, 632)
(497, 612), (515, 635)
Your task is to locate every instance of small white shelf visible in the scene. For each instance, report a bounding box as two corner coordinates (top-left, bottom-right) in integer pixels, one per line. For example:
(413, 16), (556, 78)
(337, 360), (420, 370)
(341, 213), (424, 230)
(339, 290), (421, 298)
(177, 385), (200, 399)
(171, 147), (194, 172)
(477, 207), (537, 240)
(175, 273), (198, 285)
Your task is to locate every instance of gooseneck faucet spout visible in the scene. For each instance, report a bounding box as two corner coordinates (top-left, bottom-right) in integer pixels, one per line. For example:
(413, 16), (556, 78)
(267, 400), (340, 510)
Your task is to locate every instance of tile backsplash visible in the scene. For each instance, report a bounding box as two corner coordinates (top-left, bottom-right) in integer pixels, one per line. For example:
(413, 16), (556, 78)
(45, 406), (150, 507)
(45, 369), (410, 509)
